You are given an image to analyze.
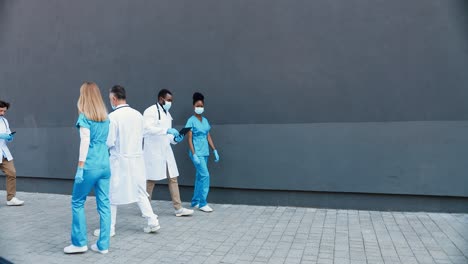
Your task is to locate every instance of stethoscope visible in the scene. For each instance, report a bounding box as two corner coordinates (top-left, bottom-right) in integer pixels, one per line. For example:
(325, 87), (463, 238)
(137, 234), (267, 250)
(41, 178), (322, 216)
(155, 103), (167, 121)
(113, 103), (165, 121)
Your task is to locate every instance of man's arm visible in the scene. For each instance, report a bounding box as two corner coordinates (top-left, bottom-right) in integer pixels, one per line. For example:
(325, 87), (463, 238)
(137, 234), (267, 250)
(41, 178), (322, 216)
(5, 119), (11, 134)
(106, 118), (117, 149)
(169, 134), (181, 145)
(143, 107), (167, 137)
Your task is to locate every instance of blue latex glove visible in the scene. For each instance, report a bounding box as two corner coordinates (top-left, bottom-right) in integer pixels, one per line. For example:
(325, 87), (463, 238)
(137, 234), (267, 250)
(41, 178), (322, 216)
(213, 150), (220, 163)
(167, 128), (180, 137)
(6, 134), (14, 142)
(175, 134), (184, 143)
(0, 133), (10, 140)
(75, 167), (84, 184)
(192, 153), (201, 165)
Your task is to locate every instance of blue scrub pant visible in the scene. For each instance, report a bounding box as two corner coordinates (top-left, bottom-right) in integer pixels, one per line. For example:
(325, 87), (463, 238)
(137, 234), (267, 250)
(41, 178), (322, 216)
(71, 168), (111, 251)
(190, 154), (210, 208)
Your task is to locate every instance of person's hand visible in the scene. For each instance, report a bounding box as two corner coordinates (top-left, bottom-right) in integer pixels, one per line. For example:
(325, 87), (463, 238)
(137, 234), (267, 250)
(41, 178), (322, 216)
(175, 134), (184, 143)
(167, 128), (180, 137)
(192, 154), (201, 165)
(6, 134), (14, 142)
(213, 150), (220, 163)
(0, 133), (10, 140)
(75, 167), (84, 184)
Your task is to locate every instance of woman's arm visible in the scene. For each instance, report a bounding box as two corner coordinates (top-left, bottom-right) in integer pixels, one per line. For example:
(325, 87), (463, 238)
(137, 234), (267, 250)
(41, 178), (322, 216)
(207, 133), (216, 151)
(187, 130), (196, 155)
(78, 127), (90, 167)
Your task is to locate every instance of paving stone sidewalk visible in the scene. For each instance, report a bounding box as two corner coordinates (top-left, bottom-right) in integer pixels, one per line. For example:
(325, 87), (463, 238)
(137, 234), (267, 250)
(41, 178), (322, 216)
(0, 191), (467, 264)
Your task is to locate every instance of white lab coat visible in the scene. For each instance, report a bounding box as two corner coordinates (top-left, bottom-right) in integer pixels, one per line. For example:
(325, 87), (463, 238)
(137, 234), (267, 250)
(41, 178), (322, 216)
(143, 103), (179, 181)
(0, 117), (13, 163)
(107, 104), (147, 205)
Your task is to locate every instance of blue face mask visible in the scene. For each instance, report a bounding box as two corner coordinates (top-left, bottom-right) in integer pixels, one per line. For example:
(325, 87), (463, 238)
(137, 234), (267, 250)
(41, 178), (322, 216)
(195, 107), (204, 115)
(163, 101), (172, 111)
(111, 104), (116, 110)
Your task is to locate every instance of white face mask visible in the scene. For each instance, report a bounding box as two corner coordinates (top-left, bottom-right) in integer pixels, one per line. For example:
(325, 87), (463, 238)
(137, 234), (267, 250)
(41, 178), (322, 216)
(195, 107), (204, 115)
(110, 96), (118, 110)
(163, 101), (172, 111)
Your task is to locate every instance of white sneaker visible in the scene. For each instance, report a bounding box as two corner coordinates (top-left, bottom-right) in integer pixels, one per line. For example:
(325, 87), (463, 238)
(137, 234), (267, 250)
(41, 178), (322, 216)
(199, 205), (213, 212)
(192, 204), (200, 209)
(91, 244), (108, 254)
(174, 207), (194, 217)
(64, 245), (88, 254)
(93, 228), (116, 237)
(143, 223), (161, 233)
(144, 216), (160, 233)
(6, 197), (24, 206)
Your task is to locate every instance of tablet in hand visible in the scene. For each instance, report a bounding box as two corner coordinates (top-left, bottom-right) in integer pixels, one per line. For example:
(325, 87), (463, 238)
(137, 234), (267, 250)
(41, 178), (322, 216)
(179, 127), (191, 135)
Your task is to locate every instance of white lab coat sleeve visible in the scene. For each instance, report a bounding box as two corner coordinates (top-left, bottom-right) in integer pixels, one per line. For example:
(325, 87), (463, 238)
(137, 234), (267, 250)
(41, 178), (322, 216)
(143, 108), (167, 136)
(107, 118), (117, 149)
(5, 119), (11, 134)
(79, 127), (90, 162)
(169, 134), (178, 145)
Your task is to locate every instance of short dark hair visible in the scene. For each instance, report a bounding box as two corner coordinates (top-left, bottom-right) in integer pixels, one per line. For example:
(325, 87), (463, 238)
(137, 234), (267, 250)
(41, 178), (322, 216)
(158, 89), (172, 99)
(0, 100), (10, 109)
(193, 92), (204, 105)
(110, 85), (126, 100)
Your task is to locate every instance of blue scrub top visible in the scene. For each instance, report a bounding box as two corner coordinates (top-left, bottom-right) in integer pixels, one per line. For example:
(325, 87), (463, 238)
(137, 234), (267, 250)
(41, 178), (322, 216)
(76, 113), (110, 171)
(185, 115), (211, 157)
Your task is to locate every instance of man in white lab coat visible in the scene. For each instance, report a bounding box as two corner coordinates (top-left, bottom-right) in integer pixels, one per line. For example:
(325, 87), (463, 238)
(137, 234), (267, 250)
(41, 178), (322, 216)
(143, 89), (193, 217)
(94, 85), (160, 237)
(0, 100), (24, 206)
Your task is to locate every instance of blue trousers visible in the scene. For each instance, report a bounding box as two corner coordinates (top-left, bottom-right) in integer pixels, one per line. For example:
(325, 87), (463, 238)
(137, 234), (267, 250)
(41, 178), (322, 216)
(190, 154), (210, 208)
(71, 168), (111, 250)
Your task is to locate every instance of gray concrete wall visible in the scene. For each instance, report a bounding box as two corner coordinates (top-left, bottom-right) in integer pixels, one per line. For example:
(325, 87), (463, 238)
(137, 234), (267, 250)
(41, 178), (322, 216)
(1, 0), (468, 211)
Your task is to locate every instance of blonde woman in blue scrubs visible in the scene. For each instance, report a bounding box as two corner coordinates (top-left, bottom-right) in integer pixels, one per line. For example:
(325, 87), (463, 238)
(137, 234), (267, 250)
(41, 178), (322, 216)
(64, 82), (111, 254)
(185, 92), (220, 212)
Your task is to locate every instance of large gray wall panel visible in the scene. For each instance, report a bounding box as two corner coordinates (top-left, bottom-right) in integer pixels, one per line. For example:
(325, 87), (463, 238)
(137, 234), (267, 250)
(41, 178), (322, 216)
(1, 0), (468, 209)
(7, 121), (468, 197)
(2, 0), (468, 126)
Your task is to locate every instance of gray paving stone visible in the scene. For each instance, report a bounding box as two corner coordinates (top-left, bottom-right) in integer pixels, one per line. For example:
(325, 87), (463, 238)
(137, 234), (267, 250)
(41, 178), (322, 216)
(349, 261), (367, 264)
(449, 255), (468, 264)
(284, 257), (302, 264)
(333, 258), (350, 264)
(0, 191), (467, 264)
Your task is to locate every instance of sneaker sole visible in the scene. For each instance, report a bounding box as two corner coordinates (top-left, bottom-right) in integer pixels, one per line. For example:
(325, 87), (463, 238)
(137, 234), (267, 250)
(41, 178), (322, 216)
(64, 247), (88, 254)
(64, 250), (88, 254)
(175, 212), (194, 217)
(91, 248), (108, 254)
(143, 225), (161, 233)
(6, 203), (24, 206)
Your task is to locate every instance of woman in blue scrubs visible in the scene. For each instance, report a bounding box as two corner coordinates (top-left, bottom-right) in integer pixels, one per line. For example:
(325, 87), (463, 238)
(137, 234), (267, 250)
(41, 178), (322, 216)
(185, 92), (220, 213)
(64, 82), (111, 254)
